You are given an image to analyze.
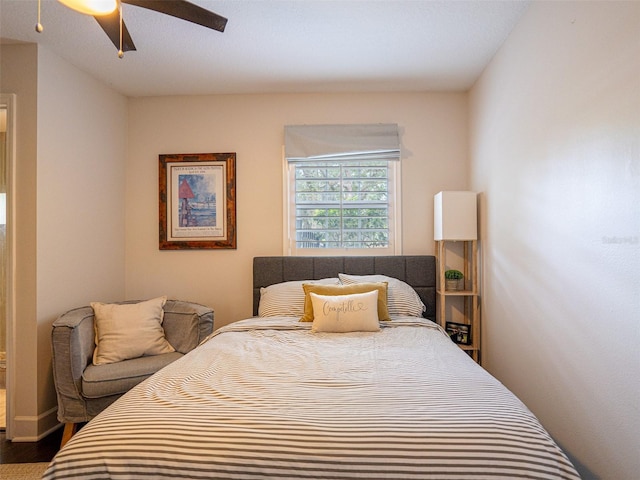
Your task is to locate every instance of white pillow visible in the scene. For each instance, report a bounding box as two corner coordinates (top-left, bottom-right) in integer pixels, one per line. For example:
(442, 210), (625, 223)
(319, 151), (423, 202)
(91, 296), (175, 365)
(338, 273), (426, 317)
(258, 278), (340, 317)
(310, 290), (380, 333)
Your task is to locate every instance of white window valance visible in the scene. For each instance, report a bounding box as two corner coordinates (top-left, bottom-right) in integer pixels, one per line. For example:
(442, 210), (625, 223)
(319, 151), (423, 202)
(284, 124), (400, 162)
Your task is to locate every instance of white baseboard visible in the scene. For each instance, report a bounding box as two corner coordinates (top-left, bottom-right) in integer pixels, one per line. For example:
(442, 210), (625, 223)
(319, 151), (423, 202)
(11, 406), (60, 442)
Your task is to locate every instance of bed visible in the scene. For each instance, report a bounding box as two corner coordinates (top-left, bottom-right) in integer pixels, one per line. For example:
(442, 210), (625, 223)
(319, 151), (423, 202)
(43, 255), (580, 479)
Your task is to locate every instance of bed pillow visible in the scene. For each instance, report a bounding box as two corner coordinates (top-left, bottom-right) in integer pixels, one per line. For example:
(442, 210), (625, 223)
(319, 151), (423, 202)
(338, 273), (426, 317)
(258, 278), (340, 317)
(310, 290), (381, 333)
(91, 296), (175, 366)
(301, 282), (390, 322)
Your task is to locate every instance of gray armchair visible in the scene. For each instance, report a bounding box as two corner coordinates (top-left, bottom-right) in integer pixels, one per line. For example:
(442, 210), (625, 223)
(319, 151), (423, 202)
(51, 299), (214, 447)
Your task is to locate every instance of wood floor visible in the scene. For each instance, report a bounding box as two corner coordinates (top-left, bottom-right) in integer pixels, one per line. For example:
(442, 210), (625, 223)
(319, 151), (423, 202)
(0, 428), (62, 464)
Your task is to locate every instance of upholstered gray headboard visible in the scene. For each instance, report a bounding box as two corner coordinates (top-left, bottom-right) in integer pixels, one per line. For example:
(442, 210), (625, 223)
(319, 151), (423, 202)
(253, 256), (436, 320)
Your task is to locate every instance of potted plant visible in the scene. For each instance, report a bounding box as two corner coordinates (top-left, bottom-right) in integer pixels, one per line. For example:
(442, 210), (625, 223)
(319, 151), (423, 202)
(444, 269), (464, 291)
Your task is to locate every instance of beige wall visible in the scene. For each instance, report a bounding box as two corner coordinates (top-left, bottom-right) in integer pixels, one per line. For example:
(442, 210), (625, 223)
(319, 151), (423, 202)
(1, 44), (128, 439)
(125, 93), (469, 328)
(469, 2), (640, 479)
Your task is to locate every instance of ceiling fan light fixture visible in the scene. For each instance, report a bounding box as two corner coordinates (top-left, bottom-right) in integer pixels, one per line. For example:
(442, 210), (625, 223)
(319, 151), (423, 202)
(57, 0), (118, 16)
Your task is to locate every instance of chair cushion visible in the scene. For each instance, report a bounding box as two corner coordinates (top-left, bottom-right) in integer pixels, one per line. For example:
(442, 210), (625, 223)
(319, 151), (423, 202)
(82, 351), (183, 399)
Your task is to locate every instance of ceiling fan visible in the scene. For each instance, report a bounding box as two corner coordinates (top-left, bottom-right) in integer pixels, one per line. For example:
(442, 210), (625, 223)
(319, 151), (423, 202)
(37, 0), (227, 57)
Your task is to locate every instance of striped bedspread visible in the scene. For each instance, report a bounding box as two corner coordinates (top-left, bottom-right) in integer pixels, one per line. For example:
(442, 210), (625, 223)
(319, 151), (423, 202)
(43, 317), (580, 479)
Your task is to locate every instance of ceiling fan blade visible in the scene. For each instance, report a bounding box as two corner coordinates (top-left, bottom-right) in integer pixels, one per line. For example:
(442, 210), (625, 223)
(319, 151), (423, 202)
(94, 11), (137, 52)
(122, 0), (228, 32)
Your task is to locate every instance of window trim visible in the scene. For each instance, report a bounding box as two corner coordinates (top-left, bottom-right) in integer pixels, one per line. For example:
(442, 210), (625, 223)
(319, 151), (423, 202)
(283, 155), (402, 256)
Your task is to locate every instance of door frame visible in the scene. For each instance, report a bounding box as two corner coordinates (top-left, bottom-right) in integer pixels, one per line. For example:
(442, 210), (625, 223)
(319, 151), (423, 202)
(1, 93), (17, 438)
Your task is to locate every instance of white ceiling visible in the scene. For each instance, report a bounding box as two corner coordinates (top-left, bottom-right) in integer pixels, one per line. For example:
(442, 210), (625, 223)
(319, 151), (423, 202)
(0, 0), (530, 97)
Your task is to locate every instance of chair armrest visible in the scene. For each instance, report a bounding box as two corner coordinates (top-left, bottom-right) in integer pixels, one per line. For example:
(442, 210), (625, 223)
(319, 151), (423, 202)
(162, 300), (214, 353)
(51, 307), (96, 410)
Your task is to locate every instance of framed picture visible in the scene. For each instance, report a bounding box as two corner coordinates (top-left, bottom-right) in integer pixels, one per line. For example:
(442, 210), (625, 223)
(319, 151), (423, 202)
(159, 153), (236, 250)
(446, 321), (471, 345)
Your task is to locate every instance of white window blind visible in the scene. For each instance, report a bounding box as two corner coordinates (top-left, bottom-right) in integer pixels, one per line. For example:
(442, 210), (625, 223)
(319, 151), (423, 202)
(284, 124), (402, 255)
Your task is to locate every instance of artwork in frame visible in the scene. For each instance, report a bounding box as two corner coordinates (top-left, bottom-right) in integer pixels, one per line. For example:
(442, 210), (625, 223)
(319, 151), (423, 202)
(446, 321), (472, 345)
(159, 153), (236, 250)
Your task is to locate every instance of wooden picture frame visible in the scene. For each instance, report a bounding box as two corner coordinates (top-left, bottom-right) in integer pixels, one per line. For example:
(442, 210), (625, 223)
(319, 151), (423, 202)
(159, 153), (236, 250)
(446, 321), (471, 345)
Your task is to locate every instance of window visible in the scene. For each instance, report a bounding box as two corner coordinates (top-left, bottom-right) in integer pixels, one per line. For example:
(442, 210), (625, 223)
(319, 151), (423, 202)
(284, 124), (402, 256)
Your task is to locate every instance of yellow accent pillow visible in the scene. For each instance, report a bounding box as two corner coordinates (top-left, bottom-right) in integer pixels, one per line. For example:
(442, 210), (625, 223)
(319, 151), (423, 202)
(310, 291), (381, 333)
(301, 282), (390, 322)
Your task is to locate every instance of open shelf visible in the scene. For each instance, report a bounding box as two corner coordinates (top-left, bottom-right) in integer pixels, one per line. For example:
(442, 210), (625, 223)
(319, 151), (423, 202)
(435, 239), (481, 364)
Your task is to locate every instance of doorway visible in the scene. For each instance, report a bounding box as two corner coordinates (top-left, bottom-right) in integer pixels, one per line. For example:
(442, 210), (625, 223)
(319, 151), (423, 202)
(0, 93), (16, 436)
